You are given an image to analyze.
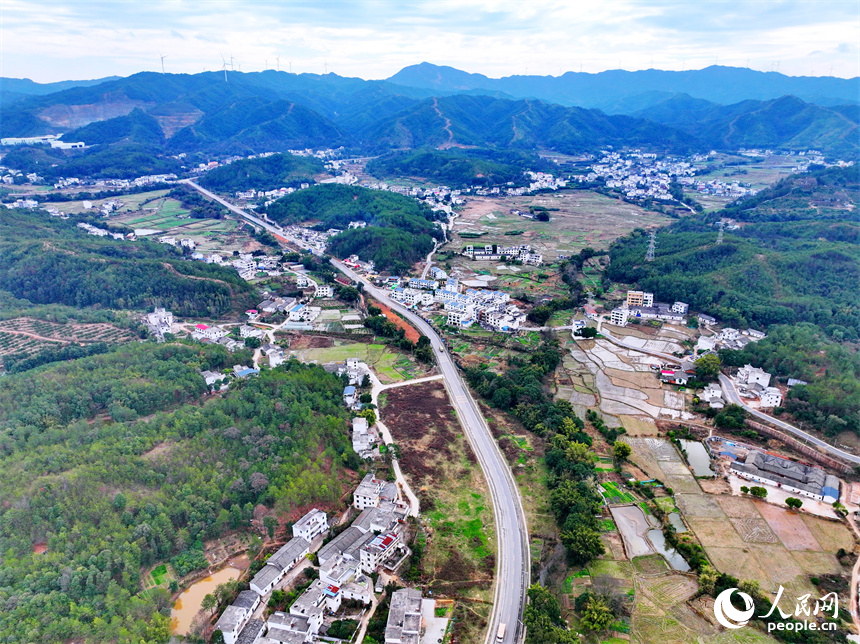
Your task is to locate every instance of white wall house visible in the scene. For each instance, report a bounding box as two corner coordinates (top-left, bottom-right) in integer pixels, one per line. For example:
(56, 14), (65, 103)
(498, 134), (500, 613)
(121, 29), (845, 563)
(292, 509), (329, 542)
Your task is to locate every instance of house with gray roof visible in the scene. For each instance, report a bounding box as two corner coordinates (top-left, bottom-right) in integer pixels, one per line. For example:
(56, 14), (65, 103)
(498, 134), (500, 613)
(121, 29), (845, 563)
(385, 587), (424, 644)
(250, 537), (310, 596)
(731, 450), (840, 503)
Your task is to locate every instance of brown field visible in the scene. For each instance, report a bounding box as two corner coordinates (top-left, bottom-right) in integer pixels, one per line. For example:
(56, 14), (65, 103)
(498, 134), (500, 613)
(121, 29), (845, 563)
(730, 518), (779, 544)
(717, 495), (763, 518)
(802, 514), (854, 552)
(685, 518), (746, 549)
(756, 502), (821, 551)
(382, 380), (494, 644)
(674, 493), (726, 518)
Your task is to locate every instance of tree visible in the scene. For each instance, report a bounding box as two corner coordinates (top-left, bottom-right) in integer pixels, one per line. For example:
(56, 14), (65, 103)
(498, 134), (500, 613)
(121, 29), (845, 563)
(581, 596), (614, 632)
(613, 442), (631, 462)
(561, 526), (605, 565)
(740, 485), (749, 494)
(361, 374), (372, 388)
(715, 404), (747, 429)
(786, 497), (803, 510)
(359, 393), (373, 404)
(201, 593), (217, 613)
(263, 515), (278, 538)
(211, 630), (225, 644)
(576, 326), (598, 339)
(749, 486), (768, 498)
(565, 441), (596, 466)
(244, 337), (262, 349)
(698, 564), (719, 595)
(359, 409), (377, 425)
(694, 354), (721, 381)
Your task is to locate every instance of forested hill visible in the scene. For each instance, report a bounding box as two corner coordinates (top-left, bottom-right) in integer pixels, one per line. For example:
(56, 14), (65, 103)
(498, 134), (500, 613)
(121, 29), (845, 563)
(0, 343), (359, 642)
(198, 152), (326, 193)
(608, 164), (860, 435)
(607, 166), (860, 334)
(266, 184), (444, 272)
(366, 147), (556, 188)
(0, 209), (256, 317)
(356, 94), (698, 154)
(633, 94), (859, 155)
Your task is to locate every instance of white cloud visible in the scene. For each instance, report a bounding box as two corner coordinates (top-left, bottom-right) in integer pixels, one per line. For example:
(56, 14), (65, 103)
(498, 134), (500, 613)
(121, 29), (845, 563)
(1, 0), (857, 81)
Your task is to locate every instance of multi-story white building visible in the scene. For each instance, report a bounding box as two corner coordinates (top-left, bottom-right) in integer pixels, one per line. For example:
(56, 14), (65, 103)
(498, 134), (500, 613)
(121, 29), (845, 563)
(626, 290), (654, 307)
(315, 284), (334, 298)
(610, 308), (629, 326)
(292, 509), (329, 542)
(353, 473), (385, 510)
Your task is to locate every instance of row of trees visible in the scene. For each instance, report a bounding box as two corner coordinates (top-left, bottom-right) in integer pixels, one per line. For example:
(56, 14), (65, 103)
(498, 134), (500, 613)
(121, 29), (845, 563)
(464, 342), (605, 565)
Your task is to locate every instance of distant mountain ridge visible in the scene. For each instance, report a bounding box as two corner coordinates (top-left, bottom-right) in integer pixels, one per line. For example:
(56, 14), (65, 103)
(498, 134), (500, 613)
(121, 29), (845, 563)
(387, 63), (860, 110)
(0, 75), (123, 106)
(1, 69), (856, 157)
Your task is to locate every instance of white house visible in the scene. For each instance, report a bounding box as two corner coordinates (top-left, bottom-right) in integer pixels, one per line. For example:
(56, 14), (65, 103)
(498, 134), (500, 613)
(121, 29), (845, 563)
(609, 308), (629, 327)
(193, 324), (227, 340)
(738, 364), (771, 388)
(315, 285), (334, 298)
(239, 325), (264, 339)
(672, 301), (689, 314)
(719, 327), (740, 342)
(760, 387), (783, 408)
(292, 509), (329, 542)
(249, 538), (311, 596)
(385, 588), (424, 644)
(359, 532), (400, 574)
(213, 591), (260, 644)
(353, 472), (385, 510)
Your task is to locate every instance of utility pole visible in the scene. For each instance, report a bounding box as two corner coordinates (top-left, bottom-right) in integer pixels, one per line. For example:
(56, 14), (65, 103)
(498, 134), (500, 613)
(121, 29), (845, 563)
(646, 230), (656, 261)
(716, 221), (725, 244)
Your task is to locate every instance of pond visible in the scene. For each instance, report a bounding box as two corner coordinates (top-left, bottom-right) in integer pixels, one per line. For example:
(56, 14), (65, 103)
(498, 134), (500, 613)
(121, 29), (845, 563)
(668, 512), (688, 533)
(610, 505), (654, 558)
(170, 566), (239, 635)
(647, 529), (691, 571)
(679, 439), (715, 477)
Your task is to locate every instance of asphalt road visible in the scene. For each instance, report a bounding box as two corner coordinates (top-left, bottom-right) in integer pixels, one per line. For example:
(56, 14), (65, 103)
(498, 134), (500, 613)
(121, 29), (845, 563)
(334, 260), (530, 644)
(718, 374), (860, 465)
(183, 180), (530, 644)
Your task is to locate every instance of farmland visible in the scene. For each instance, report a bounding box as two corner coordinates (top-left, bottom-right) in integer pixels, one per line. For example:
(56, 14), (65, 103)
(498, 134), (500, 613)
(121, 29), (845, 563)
(381, 380), (495, 644)
(287, 339), (432, 383)
(0, 317), (137, 368)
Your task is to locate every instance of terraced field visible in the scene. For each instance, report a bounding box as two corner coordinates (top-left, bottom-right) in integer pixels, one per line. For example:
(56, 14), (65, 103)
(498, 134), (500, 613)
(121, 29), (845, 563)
(0, 317), (137, 367)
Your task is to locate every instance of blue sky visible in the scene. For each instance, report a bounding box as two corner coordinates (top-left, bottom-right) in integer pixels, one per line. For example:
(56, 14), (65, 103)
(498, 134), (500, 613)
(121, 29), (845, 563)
(2, 0), (858, 82)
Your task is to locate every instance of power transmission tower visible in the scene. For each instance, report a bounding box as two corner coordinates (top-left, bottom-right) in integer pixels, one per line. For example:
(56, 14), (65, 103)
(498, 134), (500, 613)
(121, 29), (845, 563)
(716, 221), (725, 244)
(645, 231), (656, 261)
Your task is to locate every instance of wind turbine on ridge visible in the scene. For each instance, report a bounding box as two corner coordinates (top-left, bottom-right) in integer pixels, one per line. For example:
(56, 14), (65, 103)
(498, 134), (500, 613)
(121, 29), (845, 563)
(160, 53), (168, 74)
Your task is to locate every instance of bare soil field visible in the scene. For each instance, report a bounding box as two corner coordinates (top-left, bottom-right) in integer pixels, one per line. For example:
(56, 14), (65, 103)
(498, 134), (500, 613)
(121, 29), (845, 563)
(368, 298), (420, 343)
(382, 381), (494, 644)
(755, 502), (821, 551)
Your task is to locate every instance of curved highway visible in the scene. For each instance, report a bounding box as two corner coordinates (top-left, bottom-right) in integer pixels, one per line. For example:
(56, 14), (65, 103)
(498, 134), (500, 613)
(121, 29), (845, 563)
(182, 180), (530, 644)
(718, 374), (860, 464)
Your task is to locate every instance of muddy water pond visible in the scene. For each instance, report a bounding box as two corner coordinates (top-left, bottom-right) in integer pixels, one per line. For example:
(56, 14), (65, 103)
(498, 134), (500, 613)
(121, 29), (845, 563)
(610, 505), (655, 558)
(679, 439), (715, 477)
(170, 567), (239, 635)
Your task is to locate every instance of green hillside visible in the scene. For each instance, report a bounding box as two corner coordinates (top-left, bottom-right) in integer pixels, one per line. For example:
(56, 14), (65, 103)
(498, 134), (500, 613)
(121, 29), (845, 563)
(636, 94), (859, 154)
(266, 184), (443, 272)
(0, 209), (256, 317)
(366, 147), (555, 187)
(60, 108), (165, 146)
(199, 152), (326, 193)
(0, 343), (356, 642)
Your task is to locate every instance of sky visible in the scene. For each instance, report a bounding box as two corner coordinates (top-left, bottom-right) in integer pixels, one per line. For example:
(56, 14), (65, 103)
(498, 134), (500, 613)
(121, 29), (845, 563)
(2, 0), (858, 83)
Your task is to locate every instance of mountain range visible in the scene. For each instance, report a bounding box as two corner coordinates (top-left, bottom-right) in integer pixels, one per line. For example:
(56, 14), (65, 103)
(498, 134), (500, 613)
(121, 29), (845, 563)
(388, 63), (860, 110)
(0, 65), (857, 158)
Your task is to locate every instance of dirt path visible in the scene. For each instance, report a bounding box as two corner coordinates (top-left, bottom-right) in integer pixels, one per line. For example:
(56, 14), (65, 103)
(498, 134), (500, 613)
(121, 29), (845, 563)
(0, 328), (72, 344)
(370, 298), (421, 343)
(161, 262), (235, 287)
(432, 97), (455, 145)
